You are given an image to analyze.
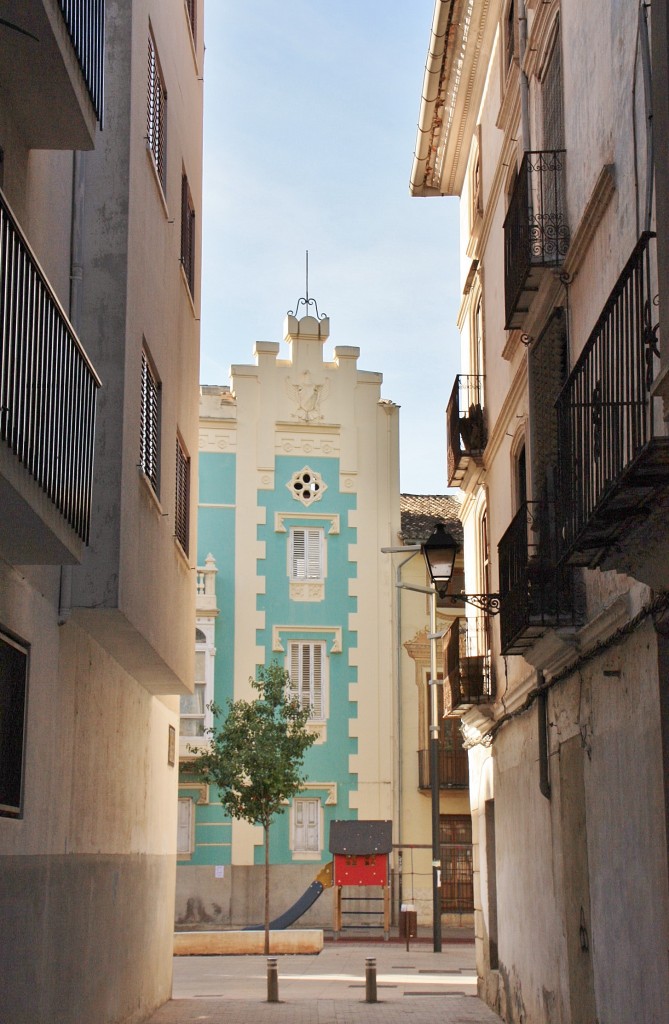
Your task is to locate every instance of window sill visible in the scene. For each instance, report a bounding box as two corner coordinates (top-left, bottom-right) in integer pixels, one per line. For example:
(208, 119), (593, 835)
(138, 467), (164, 515)
(146, 146), (170, 218)
(291, 850), (322, 862)
(180, 263), (197, 316)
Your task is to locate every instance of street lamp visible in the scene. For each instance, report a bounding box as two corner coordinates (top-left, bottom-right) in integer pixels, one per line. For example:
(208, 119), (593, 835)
(422, 524), (501, 614)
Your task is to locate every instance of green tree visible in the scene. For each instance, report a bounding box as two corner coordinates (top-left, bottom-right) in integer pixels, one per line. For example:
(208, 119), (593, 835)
(193, 661), (317, 953)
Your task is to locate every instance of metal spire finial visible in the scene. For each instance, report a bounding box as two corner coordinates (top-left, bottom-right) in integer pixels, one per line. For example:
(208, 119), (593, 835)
(288, 250), (327, 320)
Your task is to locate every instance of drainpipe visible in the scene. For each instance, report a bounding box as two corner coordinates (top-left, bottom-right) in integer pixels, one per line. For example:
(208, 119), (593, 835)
(394, 549), (421, 848)
(518, 0), (531, 152)
(537, 673), (551, 799)
(59, 152), (86, 625)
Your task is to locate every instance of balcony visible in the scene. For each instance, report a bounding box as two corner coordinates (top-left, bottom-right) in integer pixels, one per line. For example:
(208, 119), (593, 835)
(447, 375), (486, 486)
(498, 501), (579, 656)
(504, 150), (570, 330)
(417, 743), (469, 790)
(443, 617), (492, 713)
(556, 233), (669, 569)
(0, 188), (100, 563)
(0, 0), (105, 149)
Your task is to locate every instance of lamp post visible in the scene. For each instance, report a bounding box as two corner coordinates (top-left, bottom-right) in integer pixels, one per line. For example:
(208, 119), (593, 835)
(394, 576), (442, 953)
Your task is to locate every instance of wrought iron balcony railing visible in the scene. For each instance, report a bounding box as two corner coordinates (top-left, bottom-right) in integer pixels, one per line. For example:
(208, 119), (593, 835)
(498, 501), (579, 655)
(447, 375), (486, 486)
(504, 150), (569, 329)
(58, 0), (106, 121)
(417, 744), (469, 790)
(556, 232), (669, 567)
(443, 617), (492, 713)
(0, 189), (100, 543)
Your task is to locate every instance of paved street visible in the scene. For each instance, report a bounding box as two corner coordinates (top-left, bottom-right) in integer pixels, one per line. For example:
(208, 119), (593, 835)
(144, 941), (502, 1023)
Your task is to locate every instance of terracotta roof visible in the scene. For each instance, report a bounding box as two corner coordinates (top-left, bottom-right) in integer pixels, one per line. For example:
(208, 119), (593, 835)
(399, 493), (463, 546)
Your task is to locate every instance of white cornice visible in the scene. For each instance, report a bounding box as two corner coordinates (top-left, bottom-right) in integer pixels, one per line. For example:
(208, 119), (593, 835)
(411, 0), (495, 198)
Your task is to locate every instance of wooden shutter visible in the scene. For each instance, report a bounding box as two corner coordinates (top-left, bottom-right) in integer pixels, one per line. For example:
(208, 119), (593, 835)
(292, 529), (306, 578)
(291, 528), (322, 579)
(177, 799), (192, 856)
(306, 529), (322, 578)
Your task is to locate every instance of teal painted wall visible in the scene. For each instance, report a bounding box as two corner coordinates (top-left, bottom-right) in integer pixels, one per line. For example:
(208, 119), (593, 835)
(254, 455), (358, 866)
(181, 452), (359, 869)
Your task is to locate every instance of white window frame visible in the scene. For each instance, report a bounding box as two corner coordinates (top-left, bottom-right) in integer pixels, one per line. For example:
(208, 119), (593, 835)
(177, 797), (194, 858)
(289, 527), (324, 581)
(180, 619), (215, 755)
(287, 640), (327, 722)
(291, 796), (322, 859)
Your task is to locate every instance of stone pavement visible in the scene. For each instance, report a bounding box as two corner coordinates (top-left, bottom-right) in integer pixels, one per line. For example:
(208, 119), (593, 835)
(143, 941), (502, 1023)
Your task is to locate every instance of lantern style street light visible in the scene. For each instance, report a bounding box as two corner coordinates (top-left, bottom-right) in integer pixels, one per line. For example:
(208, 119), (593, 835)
(422, 523), (501, 614)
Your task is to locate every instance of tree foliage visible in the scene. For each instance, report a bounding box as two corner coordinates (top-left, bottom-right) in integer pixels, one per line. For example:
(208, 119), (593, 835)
(197, 661), (316, 829)
(191, 661), (317, 951)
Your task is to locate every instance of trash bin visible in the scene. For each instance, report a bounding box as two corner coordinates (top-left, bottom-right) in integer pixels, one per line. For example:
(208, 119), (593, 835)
(399, 904), (417, 939)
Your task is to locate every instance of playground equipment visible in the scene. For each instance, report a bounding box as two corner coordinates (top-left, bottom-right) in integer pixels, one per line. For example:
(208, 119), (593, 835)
(245, 861), (333, 930)
(330, 819), (392, 940)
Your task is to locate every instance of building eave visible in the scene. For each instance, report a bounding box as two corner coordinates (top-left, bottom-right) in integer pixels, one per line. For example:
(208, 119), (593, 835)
(410, 0), (495, 198)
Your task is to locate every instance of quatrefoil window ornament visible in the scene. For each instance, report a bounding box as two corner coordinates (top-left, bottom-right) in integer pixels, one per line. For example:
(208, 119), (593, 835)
(287, 466), (326, 506)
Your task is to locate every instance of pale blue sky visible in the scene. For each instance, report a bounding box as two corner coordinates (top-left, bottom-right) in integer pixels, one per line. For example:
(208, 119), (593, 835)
(199, 0), (460, 493)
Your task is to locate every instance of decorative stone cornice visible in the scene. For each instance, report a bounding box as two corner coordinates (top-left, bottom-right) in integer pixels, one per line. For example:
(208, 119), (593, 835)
(272, 625), (343, 654)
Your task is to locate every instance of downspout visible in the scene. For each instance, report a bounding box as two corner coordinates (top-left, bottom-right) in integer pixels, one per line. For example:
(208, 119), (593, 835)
(59, 151), (86, 625)
(518, 0), (531, 152)
(395, 549), (421, 846)
(537, 673), (551, 799)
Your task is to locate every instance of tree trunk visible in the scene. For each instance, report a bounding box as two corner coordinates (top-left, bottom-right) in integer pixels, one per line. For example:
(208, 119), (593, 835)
(264, 820), (270, 955)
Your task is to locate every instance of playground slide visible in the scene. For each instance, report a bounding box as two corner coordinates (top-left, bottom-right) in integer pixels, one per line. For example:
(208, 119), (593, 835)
(245, 861), (333, 931)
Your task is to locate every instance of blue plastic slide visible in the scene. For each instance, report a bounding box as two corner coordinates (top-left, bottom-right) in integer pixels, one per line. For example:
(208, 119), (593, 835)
(244, 861), (333, 931)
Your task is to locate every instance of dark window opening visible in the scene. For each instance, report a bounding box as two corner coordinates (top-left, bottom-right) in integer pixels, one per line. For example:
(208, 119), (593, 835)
(0, 630), (29, 818)
(175, 435), (190, 554)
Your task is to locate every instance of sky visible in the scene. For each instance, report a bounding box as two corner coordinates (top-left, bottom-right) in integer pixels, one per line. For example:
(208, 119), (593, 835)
(199, 1), (461, 494)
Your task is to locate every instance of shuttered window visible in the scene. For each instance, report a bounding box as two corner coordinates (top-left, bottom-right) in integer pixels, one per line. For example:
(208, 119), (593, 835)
(288, 641), (325, 720)
(181, 174), (196, 297)
(140, 349), (160, 493)
(185, 0), (196, 43)
(175, 435), (190, 554)
(293, 797), (320, 853)
(147, 33), (167, 192)
(177, 798), (193, 856)
(290, 528), (323, 580)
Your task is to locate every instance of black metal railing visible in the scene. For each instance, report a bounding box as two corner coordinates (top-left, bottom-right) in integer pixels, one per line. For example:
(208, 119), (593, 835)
(498, 500), (577, 655)
(0, 190), (100, 543)
(443, 617), (492, 712)
(504, 150), (569, 328)
(58, 0), (105, 122)
(447, 375), (486, 485)
(418, 744), (469, 790)
(556, 233), (665, 561)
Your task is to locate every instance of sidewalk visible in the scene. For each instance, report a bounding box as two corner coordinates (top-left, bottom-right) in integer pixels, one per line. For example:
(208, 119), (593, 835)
(143, 940), (502, 1023)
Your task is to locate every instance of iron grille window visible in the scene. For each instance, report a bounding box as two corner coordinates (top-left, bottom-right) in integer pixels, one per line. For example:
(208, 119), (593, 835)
(185, 0), (196, 43)
(288, 641), (325, 721)
(140, 350), (160, 492)
(440, 815), (474, 912)
(175, 436), (190, 554)
(0, 630), (29, 818)
(147, 34), (167, 192)
(181, 174), (196, 297)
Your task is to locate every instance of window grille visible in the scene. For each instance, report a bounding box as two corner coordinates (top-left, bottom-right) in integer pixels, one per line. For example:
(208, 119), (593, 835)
(147, 34), (167, 191)
(175, 436), (190, 554)
(288, 641), (325, 720)
(181, 174), (196, 296)
(290, 528), (323, 580)
(140, 350), (160, 492)
(440, 815), (474, 912)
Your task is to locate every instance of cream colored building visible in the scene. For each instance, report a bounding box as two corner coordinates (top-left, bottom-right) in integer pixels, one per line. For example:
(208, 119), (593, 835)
(412, 1), (669, 1021)
(0, 2), (203, 1021)
(177, 312), (401, 932)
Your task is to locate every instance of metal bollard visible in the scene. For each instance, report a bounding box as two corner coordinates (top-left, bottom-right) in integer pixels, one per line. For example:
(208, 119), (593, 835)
(365, 956), (377, 1003)
(267, 956), (279, 1003)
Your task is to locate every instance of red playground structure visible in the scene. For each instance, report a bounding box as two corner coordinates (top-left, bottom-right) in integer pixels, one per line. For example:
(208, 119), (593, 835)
(329, 819), (392, 940)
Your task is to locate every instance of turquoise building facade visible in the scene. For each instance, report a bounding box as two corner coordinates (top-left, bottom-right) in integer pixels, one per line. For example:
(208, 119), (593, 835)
(176, 313), (400, 928)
